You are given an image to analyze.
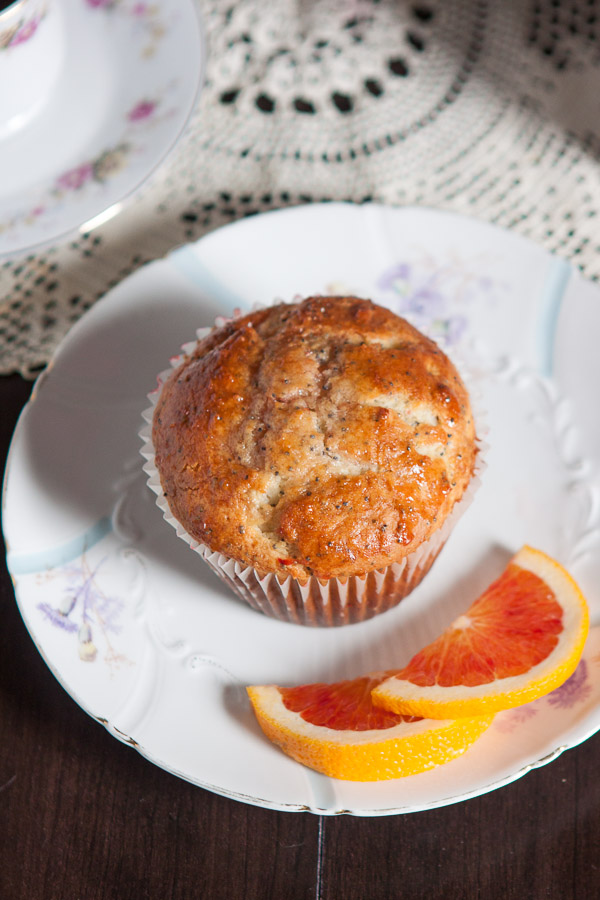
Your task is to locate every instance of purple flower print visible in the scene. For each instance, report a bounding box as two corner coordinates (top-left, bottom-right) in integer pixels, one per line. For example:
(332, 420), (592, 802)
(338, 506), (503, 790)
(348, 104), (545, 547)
(61, 557), (124, 637)
(377, 264), (447, 319)
(128, 99), (157, 122)
(86, 0), (114, 8)
(56, 163), (94, 191)
(404, 286), (445, 319)
(444, 314), (468, 344)
(37, 555), (125, 664)
(378, 262), (411, 292)
(38, 602), (78, 633)
(547, 660), (592, 709)
(493, 702), (538, 734)
(378, 262), (457, 341)
(376, 256), (500, 346)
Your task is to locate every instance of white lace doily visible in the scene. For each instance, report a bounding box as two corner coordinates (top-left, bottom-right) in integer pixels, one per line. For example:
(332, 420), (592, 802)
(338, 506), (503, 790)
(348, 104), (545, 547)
(2, 0), (600, 376)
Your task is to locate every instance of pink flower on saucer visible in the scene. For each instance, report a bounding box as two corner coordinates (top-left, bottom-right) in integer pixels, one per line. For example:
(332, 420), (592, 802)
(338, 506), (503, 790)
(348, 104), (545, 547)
(128, 100), (157, 121)
(56, 163), (94, 191)
(11, 17), (41, 46)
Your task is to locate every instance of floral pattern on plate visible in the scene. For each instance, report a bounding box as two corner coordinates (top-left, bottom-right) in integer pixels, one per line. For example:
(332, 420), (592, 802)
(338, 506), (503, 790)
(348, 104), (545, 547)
(494, 658), (597, 735)
(2, 89), (181, 233)
(5, 205), (600, 814)
(0, 8), (47, 50)
(0, 0), (203, 255)
(37, 550), (133, 669)
(376, 253), (506, 346)
(325, 250), (504, 348)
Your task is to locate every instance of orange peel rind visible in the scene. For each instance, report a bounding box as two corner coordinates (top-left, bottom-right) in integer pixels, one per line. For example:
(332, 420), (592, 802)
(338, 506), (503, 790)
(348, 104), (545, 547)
(372, 546), (589, 719)
(247, 683), (493, 781)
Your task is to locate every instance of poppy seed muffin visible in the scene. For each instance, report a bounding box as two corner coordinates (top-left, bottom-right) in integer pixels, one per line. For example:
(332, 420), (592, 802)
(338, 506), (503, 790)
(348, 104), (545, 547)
(148, 296), (479, 624)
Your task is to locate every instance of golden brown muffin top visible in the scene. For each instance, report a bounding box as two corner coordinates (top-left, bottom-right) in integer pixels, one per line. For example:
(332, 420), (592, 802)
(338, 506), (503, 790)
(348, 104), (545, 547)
(152, 296), (477, 581)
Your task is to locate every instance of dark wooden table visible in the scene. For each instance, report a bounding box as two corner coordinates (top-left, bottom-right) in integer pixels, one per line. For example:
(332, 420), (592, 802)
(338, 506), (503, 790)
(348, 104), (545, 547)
(1, 373), (599, 900)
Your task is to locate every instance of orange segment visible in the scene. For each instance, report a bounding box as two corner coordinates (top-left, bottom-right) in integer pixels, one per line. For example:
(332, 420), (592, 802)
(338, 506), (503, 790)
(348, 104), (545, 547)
(247, 674), (493, 782)
(279, 676), (405, 730)
(372, 546), (589, 719)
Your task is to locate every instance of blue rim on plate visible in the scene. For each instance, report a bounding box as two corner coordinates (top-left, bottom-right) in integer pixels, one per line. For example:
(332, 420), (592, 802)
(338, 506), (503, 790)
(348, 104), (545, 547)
(3, 203), (600, 814)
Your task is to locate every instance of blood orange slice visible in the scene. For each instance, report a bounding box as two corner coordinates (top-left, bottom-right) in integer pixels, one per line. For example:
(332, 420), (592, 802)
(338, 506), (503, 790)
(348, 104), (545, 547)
(372, 546), (589, 719)
(247, 675), (493, 781)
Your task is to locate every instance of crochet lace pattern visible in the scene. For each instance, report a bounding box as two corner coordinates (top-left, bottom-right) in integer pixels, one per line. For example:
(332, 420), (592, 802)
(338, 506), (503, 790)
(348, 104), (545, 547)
(2, 0), (600, 376)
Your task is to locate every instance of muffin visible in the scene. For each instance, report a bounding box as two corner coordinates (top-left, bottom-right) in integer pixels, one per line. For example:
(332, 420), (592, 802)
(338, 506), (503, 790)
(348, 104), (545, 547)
(143, 296), (480, 625)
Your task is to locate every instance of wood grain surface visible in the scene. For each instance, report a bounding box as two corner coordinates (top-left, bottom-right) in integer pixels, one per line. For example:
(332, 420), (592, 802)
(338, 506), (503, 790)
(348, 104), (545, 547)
(1, 374), (599, 900)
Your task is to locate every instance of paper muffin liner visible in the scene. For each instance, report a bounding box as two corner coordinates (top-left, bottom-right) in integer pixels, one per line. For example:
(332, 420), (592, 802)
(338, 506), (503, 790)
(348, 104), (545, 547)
(140, 316), (487, 627)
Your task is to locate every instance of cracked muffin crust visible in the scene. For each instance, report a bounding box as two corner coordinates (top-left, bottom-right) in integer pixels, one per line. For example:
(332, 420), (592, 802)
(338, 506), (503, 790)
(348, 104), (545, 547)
(152, 296), (478, 583)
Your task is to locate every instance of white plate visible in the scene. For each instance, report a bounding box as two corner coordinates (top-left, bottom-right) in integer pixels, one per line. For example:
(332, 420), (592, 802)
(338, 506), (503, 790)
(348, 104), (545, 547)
(0, 0), (204, 257)
(3, 203), (600, 816)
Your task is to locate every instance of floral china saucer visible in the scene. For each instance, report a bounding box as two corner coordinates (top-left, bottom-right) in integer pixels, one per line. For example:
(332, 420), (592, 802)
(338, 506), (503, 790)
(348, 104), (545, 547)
(0, 0), (204, 258)
(4, 204), (600, 815)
